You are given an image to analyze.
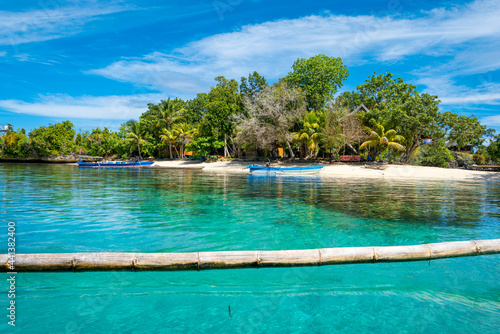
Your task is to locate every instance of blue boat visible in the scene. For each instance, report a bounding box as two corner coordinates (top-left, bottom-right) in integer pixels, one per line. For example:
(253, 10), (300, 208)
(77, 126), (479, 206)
(247, 165), (324, 175)
(77, 155), (154, 168)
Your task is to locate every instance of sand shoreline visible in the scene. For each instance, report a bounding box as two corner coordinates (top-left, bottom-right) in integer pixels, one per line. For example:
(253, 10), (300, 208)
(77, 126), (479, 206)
(150, 159), (500, 181)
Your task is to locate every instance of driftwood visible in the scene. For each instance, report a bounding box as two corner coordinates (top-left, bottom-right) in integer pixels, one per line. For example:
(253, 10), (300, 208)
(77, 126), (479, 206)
(2, 239), (499, 272)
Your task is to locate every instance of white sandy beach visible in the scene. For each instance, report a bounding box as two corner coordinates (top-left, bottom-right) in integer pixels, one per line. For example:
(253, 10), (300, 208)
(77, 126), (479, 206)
(151, 160), (500, 180)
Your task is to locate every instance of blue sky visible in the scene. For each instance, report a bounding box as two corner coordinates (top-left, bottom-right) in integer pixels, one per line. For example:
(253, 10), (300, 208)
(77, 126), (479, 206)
(1, 0), (499, 133)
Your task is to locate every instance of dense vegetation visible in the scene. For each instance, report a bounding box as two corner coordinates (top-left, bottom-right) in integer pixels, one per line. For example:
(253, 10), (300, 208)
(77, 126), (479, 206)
(1, 55), (498, 166)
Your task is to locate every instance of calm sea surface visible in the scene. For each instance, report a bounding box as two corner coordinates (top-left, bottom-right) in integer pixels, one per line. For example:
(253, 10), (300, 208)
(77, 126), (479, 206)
(1, 163), (499, 333)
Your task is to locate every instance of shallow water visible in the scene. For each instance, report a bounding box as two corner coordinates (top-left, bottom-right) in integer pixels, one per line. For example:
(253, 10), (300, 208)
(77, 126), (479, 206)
(0, 163), (499, 333)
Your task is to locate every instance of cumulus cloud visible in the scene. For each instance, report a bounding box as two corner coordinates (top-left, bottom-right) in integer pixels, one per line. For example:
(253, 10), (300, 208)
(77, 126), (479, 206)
(89, 0), (500, 100)
(0, 1), (132, 45)
(0, 93), (164, 120)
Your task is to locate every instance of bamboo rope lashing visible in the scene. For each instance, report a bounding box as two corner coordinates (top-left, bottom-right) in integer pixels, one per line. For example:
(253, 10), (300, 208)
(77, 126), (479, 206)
(1, 239), (499, 272)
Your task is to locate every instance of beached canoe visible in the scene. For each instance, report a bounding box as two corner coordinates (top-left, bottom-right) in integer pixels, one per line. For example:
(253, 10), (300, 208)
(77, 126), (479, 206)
(248, 165), (324, 175)
(77, 161), (154, 168)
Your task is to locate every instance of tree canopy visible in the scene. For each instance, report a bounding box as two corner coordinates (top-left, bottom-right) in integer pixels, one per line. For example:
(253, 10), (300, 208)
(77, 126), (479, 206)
(340, 73), (442, 162)
(285, 54), (348, 111)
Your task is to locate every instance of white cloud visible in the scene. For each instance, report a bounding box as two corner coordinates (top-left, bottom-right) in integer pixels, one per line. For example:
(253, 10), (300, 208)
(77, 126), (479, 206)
(481, 115), (500, 127)
(0, 2), (132, 46)
(0, 93), (164, 120)
(89, 0), (500, 97)
(0, 51), (6, 57)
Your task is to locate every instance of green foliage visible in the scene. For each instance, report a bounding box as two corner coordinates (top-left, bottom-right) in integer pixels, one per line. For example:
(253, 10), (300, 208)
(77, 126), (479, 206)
(185, 136), (223, 156)
(185, 93), (208, 125)
(415, 141), (454, 168)
(0, 129), (31, 157)
(240, 71), (268, 98)
(77, 127), (121, 157)
(438, 112), (488, 149)
(293, 111), (324, 158)
(285, 54), (348, 111)
(359, 122), (405, 161)
(29, 120), (75, 156)
(340, 73), (441, 162)
(473, 154), (486, 165)
(487, 135), (500, 162)
(198, 76), (241, 154)
(124, 120), (147, 159)
(452, 152), (474, 168)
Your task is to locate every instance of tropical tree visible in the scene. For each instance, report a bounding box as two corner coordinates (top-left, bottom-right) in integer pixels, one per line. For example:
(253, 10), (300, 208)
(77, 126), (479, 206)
(340, 73), (441, 162)
(185, 93), (208, 125)
(240, 71), (268, 99)
(29, 120), (76, 156)
(285, 54), (349, 111)
(125, 120), (146, 159)
(172, 123), (197, 159)
(359, 123), (405, 160)
(293, 111), (324, 158)
(235, 81), (306, 158)
(0, 129), (31, 158)
(159, 128), (179, 158)
(147, 98), (185, 158)
(200, 76), (242, 157)
(437, 111), (489, 150)
(322, 102), (365, 157)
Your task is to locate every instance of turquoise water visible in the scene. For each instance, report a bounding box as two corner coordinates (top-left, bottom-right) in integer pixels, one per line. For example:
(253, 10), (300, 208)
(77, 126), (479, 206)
(1, 163), (499, 333)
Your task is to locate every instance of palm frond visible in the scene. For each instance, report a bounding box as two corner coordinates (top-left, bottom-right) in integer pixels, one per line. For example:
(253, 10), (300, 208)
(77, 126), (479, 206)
(388, 142), (406, 152)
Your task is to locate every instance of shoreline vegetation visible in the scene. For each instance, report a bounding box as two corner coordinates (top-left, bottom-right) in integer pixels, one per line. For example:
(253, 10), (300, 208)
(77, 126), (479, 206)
(2, 55), (500, 171)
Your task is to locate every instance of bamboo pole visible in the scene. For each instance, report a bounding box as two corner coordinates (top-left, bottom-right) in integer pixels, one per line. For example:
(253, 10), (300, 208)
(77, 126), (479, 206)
(2, 239), (499, 272)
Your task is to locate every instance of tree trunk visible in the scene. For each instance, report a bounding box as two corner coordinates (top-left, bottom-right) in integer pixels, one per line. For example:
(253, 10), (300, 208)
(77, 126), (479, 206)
(137, 141), (142, 159)
(347, 143), (358, 154)
(224, 134), (229, 158)
(404, 144), (419, 164)
(286, 141), (295, 158)
(169, 142), (173, 159)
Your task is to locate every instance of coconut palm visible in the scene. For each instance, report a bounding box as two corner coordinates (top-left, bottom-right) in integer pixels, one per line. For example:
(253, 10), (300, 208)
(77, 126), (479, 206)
(149, 98), (185, 159)
(125, 120), (146, 159)
(359, 123), (405, 160)
(172, 123), (197, 159)
(159, 128), (180, 158)
(293, 111), (324, 158)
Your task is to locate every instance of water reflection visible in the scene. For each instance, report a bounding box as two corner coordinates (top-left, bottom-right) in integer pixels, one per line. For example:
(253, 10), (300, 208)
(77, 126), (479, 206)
(246, 175), (486, 226)
(0, 163), (498, 254)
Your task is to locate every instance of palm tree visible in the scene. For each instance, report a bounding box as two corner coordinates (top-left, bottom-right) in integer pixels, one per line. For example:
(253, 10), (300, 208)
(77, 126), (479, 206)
(149, 98), (185, 159)
(173, 123), (197, 159)
(293, 111), (324, 158)
(359, 123), (405, 161)
(159, 128), (179, 158)
(125, 120), (146, 159)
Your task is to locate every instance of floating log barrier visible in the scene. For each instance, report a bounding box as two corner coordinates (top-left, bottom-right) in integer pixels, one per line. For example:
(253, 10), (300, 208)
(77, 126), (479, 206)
(2, 239), (499, 272)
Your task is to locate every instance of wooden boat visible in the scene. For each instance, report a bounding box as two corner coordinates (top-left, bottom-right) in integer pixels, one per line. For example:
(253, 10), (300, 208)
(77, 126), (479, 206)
(248, 165), (324, 175)
(77, 156), (154, 168)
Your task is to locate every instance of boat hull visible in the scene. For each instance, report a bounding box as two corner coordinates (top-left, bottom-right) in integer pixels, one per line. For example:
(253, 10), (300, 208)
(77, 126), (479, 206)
(247, 166), (324, 175)
(77, 161), (154, 168)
